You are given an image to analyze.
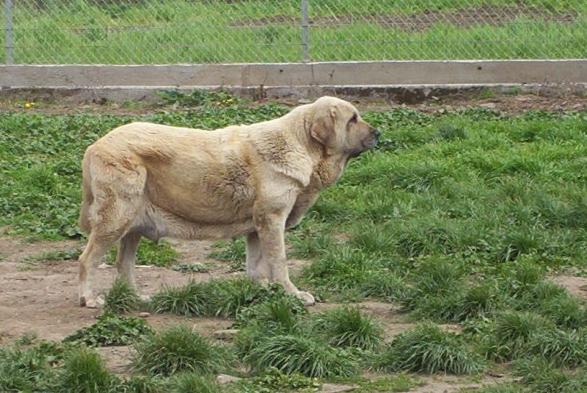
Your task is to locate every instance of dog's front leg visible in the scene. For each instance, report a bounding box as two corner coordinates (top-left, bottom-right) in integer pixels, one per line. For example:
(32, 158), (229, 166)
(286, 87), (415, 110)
(245, 232), (270, 284)
(254, 209), (315, 306)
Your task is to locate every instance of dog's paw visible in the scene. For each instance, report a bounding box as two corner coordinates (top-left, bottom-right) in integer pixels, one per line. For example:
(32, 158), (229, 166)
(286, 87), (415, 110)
(139, 294), (151, 303)
(296, 291), (315, 307)
(81, 296), (104, 309)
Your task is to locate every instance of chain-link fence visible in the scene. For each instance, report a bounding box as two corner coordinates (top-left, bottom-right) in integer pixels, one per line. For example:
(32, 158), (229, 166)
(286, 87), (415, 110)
(2, 0), (586, 64)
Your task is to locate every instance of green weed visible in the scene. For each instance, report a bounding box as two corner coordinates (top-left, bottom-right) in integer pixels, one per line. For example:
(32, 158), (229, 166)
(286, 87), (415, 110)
(63, 312), (153, 347)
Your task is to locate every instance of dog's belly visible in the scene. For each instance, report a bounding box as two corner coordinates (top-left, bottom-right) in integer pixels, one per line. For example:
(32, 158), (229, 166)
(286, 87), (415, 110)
(132, 203), (255, 241)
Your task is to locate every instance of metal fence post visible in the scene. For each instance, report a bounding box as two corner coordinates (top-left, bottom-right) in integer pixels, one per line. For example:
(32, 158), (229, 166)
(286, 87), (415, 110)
(301, 0), (309, 62)
(4, 0), (13, 64)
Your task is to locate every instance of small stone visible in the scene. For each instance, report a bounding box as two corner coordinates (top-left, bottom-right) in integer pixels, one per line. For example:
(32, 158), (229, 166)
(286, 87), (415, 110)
(213, 329), (239, 340)
(479, 102), (497, 109)
(138, 312), (151, 318)
(321, 383), (358, 393)
(217, 374), (241, 384)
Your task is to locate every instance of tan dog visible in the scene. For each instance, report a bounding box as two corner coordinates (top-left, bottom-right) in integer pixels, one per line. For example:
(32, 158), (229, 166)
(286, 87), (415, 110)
(78, 96), (380, 307)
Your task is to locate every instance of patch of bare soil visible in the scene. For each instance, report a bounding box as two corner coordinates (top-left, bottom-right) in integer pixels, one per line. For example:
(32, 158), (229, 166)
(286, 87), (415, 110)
(233, 5), (576, 32)
(551, 275), (587, 299)
(357, 93), (586, 115)
(0, 235), (235, 345)
(4, 92), (584, 119)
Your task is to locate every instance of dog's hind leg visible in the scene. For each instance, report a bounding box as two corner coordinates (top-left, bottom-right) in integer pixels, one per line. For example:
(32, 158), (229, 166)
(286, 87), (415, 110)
(78, 152), (147, 308)
(79, 233), (115, 308)
(116, 232), (141, 289)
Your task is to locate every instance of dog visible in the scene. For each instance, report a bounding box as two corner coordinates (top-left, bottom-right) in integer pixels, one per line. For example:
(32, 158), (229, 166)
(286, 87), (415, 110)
(78, 96), (380, 307)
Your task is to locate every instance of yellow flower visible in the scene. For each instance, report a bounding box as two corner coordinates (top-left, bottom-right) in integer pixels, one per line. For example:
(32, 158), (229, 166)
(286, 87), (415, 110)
(24, 102), (34, 109)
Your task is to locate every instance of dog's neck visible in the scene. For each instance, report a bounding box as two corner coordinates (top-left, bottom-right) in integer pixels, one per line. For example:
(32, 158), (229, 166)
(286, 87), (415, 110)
(283, 108), (348, 190)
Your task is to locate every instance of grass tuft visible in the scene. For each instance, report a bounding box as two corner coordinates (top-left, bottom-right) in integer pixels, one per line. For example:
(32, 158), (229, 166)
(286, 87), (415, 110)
(150, 281), (210, 317)
(528, 328), (587, 367)
(244, 334), (358, 378)
(310, 306), (383, 350)
(104, 278), (140, 314)
(378, 323), (484, 375)
(57, 347), (114, 393)
(132, 325), (231, 376)
(168, 373), (220, 393)
(482, 311), (555, 361)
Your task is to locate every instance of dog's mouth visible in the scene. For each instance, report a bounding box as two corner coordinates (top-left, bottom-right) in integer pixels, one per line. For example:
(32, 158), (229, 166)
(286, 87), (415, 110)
(347, 136), (379, 160)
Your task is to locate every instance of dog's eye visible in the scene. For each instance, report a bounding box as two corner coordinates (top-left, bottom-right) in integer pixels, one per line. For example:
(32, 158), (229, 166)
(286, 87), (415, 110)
(349, 114), (357, 123)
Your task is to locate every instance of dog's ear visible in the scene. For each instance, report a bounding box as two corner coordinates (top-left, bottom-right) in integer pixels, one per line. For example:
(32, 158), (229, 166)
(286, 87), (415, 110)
(310, 105), (337, 153)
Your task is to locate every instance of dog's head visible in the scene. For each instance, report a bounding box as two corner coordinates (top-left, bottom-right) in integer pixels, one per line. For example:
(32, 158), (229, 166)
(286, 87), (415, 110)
(308, 96), (380, 157)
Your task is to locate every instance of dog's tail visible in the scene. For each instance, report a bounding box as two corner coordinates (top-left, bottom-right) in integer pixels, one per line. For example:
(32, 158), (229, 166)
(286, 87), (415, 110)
(78, 147), (94, 234)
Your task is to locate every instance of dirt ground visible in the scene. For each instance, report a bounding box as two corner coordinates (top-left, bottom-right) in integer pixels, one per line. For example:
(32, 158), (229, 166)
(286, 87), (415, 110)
(2, 91), (585, 117)
(4, 232), (580, 392)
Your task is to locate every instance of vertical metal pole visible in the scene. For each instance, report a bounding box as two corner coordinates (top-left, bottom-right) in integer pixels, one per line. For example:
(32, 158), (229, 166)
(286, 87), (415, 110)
(4, 0), (13, 64)
(301, 0), (309, 62)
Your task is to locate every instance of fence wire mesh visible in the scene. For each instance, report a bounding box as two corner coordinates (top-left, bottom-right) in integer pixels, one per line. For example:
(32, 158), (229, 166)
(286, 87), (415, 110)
(2, 0), (586, 64)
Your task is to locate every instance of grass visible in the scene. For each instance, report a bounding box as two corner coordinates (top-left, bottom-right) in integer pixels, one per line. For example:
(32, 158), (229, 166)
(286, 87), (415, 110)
(104, 278), (141, 314)
(209, 238), (246, 271)
(5, 0), (587, 63)
(482, 310), (555, 361)
(168, 373), (220, 393)
(244, 334), (358, 378)
(1, 94), (587, 389)
(132, 325), (232, 377)
(310, 306), (383, 350)
(0, 341), (66, 392)
(377, 323), (485, 375)
(107, 239), (179, 268)
(56, 347), (114, 393)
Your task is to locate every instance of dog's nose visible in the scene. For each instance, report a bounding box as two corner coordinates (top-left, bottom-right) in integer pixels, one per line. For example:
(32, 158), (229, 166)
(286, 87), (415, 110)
(373, 129), (381, 139)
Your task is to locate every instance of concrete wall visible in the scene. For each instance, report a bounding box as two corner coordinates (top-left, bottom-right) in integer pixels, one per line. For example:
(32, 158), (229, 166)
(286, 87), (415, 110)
(1, 60), (586, 88)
